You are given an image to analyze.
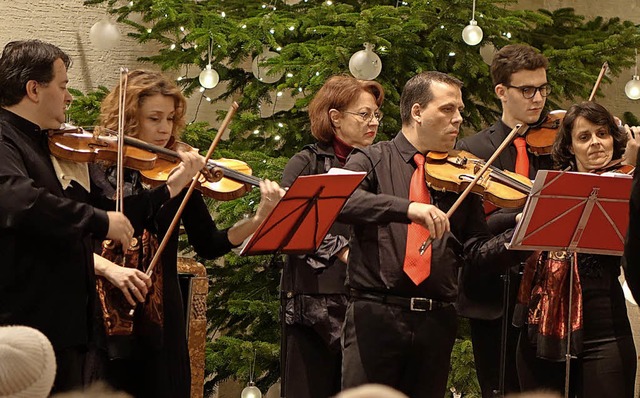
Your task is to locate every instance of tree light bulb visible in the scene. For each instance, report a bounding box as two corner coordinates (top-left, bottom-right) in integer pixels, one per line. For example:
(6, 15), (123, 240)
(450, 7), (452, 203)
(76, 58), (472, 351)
(625, 75), (640, 100)
(240, 383), (262, 398)
(199, 64), (219, 89)
(462, 20), (483, 46)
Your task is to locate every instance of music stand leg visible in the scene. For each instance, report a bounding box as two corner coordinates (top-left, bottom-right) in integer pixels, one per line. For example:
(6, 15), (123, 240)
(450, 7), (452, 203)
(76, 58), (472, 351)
(492, 269), (512, 398)
(564, 252), (575, 398)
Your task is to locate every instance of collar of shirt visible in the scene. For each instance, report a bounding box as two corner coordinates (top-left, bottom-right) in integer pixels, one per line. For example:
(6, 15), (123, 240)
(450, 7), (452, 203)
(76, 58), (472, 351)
(0, 107), (46, 146)
(394, 130), (422, 165)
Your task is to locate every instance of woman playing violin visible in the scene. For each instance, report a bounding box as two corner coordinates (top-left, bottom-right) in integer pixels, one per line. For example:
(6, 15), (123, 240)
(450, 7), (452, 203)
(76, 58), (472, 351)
(87, 70), (283, 398)
(515, 101), (639, 398)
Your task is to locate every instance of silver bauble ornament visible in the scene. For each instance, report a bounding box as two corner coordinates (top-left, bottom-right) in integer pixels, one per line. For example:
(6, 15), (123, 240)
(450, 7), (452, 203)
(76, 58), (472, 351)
(462, 20), (483, 46)
(89, 19), (121, 51)
(625, 76), (640, 100)
(199, 64), (220, 89)
(349, 43), (382, 80)
(251, 49), (283, 84)
(240, 383), (262, 398)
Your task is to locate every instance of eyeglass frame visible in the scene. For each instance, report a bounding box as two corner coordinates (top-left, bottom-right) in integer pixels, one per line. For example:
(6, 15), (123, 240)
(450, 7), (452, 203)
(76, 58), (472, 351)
(341, 110), (384, 123)
(502, 83), (552, 99)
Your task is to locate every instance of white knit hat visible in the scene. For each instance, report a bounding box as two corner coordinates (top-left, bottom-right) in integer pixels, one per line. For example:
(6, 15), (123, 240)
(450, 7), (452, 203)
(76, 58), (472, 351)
(0, 325), (56, 398)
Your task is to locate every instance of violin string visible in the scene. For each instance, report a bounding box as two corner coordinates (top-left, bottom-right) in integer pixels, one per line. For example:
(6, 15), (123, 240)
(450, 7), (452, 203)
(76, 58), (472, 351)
(473, 160), (531, 193)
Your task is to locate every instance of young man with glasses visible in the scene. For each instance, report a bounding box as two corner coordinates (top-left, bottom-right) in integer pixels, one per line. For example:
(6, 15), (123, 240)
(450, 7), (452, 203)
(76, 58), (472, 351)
(455, 44), (554, 398)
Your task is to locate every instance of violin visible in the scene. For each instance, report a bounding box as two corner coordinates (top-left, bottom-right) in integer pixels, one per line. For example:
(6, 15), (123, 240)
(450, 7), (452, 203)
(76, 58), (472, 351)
(425, 149), (533, 208)
(48, 125), (158, 170)
(48, 125), (261, 201)
(136, 136), (261, 201)
(592, 158), (635, 175)
(525, 110), (566, 156)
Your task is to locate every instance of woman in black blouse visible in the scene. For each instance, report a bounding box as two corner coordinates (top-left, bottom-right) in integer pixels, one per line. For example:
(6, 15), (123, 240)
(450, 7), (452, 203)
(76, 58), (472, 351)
(88, 70), (282, 398)
(280, 75), (384, 398)
(515, 101), (638, 397)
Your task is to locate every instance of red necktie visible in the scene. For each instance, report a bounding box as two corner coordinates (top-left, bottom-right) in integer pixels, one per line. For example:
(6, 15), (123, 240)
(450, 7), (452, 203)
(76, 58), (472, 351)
(514, 137), (529, 177)
(403, 153), (432, 285)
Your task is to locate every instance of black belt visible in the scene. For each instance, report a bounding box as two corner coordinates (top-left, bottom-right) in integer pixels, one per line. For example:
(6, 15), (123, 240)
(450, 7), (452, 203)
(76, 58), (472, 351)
(349, 289), (453, 312)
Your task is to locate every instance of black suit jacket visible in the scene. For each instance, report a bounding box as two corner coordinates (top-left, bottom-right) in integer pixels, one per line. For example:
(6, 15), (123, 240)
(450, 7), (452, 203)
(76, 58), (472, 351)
(455, 120), (554, 320)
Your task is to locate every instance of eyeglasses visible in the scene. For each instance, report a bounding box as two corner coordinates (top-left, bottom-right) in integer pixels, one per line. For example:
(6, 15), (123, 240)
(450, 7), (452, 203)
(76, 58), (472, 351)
(343, 110), (384, 123)
(503, 83), (552, 99)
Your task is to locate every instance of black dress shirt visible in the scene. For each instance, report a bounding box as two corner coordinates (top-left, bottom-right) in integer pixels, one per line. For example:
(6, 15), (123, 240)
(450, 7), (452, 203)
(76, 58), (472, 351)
(0, 108), (109, 349)
(456, 119), (554, 319)
(339, 132), (528, 302)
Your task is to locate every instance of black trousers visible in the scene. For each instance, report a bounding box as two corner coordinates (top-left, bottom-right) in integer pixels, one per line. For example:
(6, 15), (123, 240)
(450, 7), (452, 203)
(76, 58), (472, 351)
(342, 299), (457, 398)
(284, 323), (342, 398)
(470, 317), (521, 397)
(517, 330), (636, 398)
(51, 346), (86, 394)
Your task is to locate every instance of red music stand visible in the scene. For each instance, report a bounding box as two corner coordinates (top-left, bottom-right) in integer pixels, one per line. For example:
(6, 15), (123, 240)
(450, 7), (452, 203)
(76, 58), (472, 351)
(508, 170), (632, 256)
(508, 169), (632, 398)
(240, 168), (366, 256)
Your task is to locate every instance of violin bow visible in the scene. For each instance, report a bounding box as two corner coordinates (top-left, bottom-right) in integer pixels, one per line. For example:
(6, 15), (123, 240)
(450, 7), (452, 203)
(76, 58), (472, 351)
(131, 102), (240, 315)
(588, 62), (608, 102)
(419, 123), (529, 255)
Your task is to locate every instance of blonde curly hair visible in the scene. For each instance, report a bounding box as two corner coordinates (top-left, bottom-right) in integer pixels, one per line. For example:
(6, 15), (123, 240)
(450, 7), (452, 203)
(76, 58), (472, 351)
(99, 70), (186, 140)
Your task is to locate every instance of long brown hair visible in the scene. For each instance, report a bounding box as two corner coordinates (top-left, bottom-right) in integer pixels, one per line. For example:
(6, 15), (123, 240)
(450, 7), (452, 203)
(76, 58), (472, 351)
(308, 75), (384, 143)
(99, 70), (187, 139)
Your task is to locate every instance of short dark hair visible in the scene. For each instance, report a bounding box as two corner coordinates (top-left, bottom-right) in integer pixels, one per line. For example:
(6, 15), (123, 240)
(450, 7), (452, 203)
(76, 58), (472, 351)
(399, 71), (463, 125)
(490, 44), (548, 86)
(552, 101), (627, 170)
(308, 75), (384, 143)
(0, 40), (71, 107)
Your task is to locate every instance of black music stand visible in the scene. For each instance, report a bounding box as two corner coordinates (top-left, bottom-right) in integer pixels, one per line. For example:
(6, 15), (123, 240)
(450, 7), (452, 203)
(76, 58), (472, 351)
(508, 169), (632, 398)
(241, 168), (365, 398)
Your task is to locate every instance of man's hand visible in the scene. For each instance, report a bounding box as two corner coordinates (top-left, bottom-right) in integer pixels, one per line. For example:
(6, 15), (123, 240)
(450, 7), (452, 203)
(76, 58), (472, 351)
(407, 202), (450, 239)
(106, 211), (134, 248)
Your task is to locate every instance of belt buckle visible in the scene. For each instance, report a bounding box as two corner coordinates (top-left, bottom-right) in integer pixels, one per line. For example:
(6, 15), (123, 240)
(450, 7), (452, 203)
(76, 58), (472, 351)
(410, 297), (431, 311)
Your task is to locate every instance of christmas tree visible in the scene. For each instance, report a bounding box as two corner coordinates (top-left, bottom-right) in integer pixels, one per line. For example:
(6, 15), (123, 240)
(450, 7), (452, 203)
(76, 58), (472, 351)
(81, 0), (640, 395)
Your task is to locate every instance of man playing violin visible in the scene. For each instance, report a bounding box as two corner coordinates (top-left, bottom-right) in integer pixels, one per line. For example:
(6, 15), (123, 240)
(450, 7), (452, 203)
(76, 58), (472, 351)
(0, 40), (135, 394)
(338, 71), (530, 398)
(455, 44), (554, 398)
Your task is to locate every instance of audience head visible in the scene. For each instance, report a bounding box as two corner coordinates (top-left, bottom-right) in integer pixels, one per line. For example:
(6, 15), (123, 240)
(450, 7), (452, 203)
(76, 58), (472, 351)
(0, 325), (56, 398)
(334, 384), (409, 398)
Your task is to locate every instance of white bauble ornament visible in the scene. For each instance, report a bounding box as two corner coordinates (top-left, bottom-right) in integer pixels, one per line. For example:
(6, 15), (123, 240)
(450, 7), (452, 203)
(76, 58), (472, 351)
(89, 19), (121, 51)
(479, 43), (497, 65)
(251, 49), (283, 84)
(462, 20), (483, 46)
(349, 43), (382, 80)
(240, 384), (262, 398)
(199, 64), (219, 89)
(625, 75), (640, 100)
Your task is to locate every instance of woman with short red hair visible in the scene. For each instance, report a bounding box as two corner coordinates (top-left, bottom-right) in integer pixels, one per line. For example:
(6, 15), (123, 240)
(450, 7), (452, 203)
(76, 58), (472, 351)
(280, 75), (384, 398)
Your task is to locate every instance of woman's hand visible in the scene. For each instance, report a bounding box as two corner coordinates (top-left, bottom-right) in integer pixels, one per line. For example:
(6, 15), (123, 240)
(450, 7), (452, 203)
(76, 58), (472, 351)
(255, 179), (286, 222)
(94, 254), (152, 306)
(622, 125), (640, 167)
(166, 148), (206, 198)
